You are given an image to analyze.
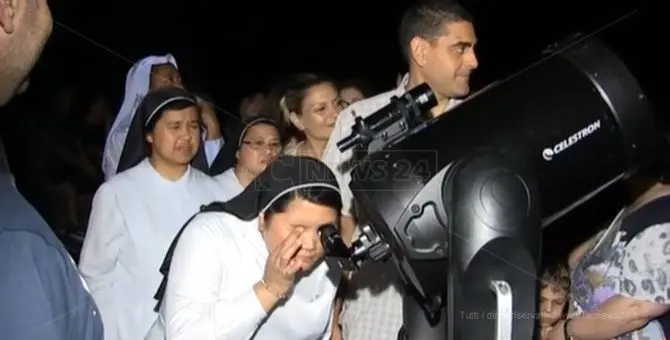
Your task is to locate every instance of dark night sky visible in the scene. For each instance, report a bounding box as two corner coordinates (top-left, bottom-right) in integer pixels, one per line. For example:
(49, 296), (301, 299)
(2, 0), (661, 256)
(34, 0), (655, 113)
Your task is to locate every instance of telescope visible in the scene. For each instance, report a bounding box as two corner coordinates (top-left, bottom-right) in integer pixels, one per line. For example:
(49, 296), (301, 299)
(319, 10), (664, 340)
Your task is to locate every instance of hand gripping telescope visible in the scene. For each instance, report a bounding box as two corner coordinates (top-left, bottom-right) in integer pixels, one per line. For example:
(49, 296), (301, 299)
(319, 11), (664, 340)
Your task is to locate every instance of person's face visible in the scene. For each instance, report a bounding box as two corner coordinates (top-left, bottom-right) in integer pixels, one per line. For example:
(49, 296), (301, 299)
(290, 82), (345, 141)
(86, 96), (111, 126)
(413, 20), (478, 99)
(236, 123), (281, 176)
(150, 64), (183, 90)
(239, 92), (266, 121)
(146, 106), (201, 166)
(260, 197), (338, 271)
(0, 0), (53, 106)
(539, 285), (567, 327)
(340, 86), (365, 105)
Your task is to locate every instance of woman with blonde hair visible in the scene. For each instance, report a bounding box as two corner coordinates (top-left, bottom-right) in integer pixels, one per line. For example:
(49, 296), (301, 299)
(279, 73), (346, 159)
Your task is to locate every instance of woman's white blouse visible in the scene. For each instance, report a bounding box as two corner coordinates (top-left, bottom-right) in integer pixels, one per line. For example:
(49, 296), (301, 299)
(146, 212), (340, 340)
(213, 168), (245, 201)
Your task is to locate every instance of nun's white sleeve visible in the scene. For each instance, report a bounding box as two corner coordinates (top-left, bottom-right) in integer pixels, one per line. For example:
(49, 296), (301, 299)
(103, 130), (126, 180)
(79, 182), (126, 340)
(203, 138), (224, 166)
(163, 217), (266, 340)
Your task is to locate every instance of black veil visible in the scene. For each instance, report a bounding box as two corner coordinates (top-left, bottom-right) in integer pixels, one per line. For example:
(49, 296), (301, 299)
(208, 117), (281, 176)
(153, 155), (340, 311)
(116, 87), (208, 174)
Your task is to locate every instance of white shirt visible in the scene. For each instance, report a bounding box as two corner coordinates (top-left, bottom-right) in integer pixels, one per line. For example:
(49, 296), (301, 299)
(79, 159), (227, 340)
(322, 75), (461, 340)
(213, 167), (245, 201)
(145, 211), (340, 340)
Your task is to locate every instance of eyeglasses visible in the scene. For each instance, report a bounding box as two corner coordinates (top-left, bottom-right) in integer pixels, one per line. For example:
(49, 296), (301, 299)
(242, 140), (282, 153)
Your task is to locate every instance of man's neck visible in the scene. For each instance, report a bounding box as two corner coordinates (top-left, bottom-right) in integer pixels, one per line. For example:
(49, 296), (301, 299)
(149, 157), (188, 181)
(407, 71), (452, 119)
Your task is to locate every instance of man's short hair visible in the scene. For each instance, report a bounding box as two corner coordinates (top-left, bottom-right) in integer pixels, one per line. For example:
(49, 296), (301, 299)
(398, 0), (473, 62)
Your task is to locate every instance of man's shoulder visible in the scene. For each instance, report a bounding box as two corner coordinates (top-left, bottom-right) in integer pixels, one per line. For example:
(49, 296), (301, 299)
(346, 89), (401, 119)
(0, 187), (70, 268)
(0, 184), (56, 237)
(330, 88), (400, 145)
(324, 88), (401, 172)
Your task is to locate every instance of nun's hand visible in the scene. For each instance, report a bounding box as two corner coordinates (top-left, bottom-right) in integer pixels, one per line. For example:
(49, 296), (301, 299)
(262, 230), (306, 299)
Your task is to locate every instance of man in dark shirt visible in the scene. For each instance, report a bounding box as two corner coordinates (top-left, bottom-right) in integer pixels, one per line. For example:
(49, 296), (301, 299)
(0, 0), (104, 339)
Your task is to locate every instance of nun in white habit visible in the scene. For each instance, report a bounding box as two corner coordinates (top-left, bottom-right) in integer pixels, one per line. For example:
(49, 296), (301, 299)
(214, 117), (282, 200)
(79, 87), (227, 340)
(102, 54), (223, 180)
(147, 156), (343, 340)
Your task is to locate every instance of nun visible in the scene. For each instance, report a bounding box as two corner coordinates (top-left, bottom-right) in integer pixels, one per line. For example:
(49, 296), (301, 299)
(102, 54), (223, 180)
(146, 156), (343, 340)
(213, 117), (282, 200)
(79, 87), (227, 340)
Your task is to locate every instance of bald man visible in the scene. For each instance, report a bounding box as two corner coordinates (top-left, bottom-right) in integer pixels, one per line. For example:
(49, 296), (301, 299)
(0, 0), (104, 339)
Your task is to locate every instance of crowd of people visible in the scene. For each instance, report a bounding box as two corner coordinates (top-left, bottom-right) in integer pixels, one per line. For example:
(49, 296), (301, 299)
(1, 0), (669, 340)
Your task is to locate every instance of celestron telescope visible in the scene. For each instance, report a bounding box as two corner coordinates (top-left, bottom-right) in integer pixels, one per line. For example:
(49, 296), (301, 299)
(319, 10), (664, 340)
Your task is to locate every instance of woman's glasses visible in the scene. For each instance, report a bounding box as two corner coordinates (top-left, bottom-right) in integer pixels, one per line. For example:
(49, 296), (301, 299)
(242, 140), (282, 153)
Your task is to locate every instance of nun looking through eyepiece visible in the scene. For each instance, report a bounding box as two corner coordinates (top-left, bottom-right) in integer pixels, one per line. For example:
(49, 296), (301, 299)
(79, 87), (227, 340)
(147, 156), (343, 340)
(214, 118), (282, 200)
(102, 54), (224, 180)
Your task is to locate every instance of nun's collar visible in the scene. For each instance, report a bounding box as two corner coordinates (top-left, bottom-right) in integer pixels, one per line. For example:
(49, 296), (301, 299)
(142, 158), (192, 186)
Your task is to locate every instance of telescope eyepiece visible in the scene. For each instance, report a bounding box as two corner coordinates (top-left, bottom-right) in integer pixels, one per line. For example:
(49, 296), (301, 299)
(318, 223), (350, 259)
(336, 83), (437, 153)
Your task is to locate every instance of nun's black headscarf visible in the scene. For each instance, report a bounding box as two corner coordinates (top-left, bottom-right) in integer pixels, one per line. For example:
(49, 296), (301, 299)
(116, 87), (209, 174)
(154, 155), (340, 310)
(208, 117), (281, 176)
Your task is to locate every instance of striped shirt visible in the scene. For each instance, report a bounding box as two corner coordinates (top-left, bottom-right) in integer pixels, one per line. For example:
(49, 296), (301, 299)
(322, 75), (461, 340)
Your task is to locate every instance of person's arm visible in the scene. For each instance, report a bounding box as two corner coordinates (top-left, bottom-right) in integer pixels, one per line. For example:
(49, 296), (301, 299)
(0, 231), (91, 340)
(553, 224), (670, 339)
(78, 182), (125, 340)
(329, 278), (347, 340)
(163, 218), (273, 340)
(567, 233), (598, 270)
(553, 296), (669, 339)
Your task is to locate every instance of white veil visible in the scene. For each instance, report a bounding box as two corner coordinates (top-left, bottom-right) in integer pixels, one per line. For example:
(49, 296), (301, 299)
(101, 54), (178, 180)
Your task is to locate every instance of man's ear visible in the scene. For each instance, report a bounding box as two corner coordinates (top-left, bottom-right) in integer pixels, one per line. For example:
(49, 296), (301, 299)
(0, 0), (16, 35)
(409, 36), (430, 68)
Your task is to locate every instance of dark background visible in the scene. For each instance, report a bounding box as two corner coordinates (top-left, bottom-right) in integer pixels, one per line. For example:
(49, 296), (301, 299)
(37, 0), (651, 112)
(7, 0), (663, 257)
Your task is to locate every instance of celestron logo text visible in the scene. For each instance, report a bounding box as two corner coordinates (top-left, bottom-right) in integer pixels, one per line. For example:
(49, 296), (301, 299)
(542, 120), (601, 161)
